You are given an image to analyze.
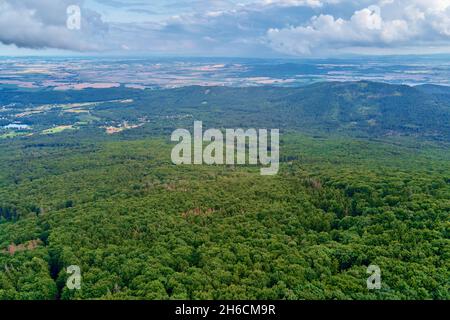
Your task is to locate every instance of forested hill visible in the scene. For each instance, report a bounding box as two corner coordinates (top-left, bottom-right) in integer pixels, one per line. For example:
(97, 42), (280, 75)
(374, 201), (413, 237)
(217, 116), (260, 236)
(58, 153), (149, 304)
(0, 81), (449, 300)
(1, 81), (450, 140)
(163, 81), (450, 139)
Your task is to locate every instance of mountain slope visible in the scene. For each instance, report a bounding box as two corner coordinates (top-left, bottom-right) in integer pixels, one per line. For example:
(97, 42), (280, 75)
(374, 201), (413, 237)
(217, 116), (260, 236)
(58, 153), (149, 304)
(1, 81), (450, 140)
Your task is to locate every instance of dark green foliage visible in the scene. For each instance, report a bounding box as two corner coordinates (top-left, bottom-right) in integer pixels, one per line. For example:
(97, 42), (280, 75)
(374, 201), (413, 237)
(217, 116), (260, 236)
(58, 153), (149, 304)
(2, 81), (450, 140)
(0, 83), (449, 300)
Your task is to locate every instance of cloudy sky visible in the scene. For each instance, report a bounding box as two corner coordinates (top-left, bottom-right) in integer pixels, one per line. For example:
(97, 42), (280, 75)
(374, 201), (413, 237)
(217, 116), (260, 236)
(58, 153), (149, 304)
(0, 0), (449, 57)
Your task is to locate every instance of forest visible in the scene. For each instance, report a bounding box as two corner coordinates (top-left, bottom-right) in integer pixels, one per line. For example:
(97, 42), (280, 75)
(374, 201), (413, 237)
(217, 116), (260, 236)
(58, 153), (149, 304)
(0, 82), (449, 300)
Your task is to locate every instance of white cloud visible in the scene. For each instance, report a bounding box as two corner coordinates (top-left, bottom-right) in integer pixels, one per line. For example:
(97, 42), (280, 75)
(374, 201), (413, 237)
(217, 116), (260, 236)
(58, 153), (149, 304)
(267, 0), (450, 55)
(1, 0), (449, 56)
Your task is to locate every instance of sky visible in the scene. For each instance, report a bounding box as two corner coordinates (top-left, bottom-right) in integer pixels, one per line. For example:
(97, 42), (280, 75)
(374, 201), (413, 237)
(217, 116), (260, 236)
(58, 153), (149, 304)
(0, 0), (449, 57)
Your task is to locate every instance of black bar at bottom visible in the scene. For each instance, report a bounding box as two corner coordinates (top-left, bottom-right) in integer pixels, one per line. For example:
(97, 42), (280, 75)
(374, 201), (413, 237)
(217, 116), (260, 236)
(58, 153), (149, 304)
(0, 300), (444, 319)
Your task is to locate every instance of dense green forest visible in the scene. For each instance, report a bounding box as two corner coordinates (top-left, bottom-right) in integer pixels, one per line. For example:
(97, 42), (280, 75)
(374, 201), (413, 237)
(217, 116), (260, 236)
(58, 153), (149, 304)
(0, 82), (449, 300)
(1, 81), (450, 140)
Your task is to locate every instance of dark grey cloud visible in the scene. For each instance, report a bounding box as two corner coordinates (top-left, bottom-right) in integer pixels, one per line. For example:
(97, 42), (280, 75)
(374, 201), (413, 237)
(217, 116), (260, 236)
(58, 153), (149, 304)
(0, 0), (109, 51)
